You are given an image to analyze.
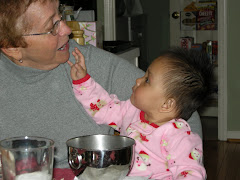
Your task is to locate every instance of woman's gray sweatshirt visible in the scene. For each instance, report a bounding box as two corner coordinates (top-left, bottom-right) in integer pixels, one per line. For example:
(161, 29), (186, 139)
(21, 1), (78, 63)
(0, 40), (202, 168)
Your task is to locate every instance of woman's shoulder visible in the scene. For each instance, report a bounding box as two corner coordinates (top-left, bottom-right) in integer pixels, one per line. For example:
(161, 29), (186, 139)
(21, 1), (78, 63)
(68, 40), (90, 62)
(68, 40), (119, 67)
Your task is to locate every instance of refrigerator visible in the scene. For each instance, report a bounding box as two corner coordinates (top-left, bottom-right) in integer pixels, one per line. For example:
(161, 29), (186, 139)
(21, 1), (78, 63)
(103, 0), (149, 71)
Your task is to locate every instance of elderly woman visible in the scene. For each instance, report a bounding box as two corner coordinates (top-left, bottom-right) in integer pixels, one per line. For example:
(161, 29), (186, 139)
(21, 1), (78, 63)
(0, 0), (203, 178)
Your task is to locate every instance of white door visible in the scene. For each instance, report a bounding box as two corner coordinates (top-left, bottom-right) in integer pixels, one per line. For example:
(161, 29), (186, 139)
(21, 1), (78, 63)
(170, 0), (218, 116)
(169, 0), (228, 141)
(170, 0), (196, 46)
(170, 0), (218, 47)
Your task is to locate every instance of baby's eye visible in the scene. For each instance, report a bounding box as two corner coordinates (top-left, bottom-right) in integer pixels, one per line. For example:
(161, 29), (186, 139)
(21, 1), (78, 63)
(145, 78), (149, 83)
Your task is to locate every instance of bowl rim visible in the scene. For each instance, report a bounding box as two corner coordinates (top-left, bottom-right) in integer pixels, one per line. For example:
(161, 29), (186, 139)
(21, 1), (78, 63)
(66, 134), (135, 151)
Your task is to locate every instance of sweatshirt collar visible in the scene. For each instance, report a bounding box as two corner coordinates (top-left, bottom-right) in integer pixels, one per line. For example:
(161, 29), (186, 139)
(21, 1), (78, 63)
(1, 53), (51, 83)
(140, 111), (159, 128)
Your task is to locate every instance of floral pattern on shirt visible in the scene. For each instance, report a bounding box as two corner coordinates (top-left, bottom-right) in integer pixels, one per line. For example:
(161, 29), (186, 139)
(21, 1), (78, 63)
(89, 99), (107, 116)
(135, 151), (151, 171)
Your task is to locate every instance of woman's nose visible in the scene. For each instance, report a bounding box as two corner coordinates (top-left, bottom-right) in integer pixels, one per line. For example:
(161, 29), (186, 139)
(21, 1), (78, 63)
(58, 21), (72, 36)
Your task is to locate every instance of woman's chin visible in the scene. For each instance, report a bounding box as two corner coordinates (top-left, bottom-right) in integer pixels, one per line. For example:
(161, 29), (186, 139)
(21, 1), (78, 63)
(42, 55), (70, 70)
(57, 52), (70, 63)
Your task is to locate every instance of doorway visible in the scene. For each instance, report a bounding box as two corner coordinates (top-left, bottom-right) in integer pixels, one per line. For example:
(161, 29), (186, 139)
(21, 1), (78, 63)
(140, 0), (170, 69)
(140, 0), (221, 140)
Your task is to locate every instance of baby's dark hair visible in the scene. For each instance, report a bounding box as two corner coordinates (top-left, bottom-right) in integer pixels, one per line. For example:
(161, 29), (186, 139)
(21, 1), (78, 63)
(161, 47), (214, 120)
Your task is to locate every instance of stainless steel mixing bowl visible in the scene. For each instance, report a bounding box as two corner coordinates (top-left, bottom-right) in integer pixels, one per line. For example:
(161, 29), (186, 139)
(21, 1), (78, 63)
(66, 134), (135, 179)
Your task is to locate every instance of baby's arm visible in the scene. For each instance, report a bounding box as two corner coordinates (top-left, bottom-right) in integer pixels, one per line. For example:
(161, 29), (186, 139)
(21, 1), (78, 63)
(67, 48), (131, 130)
(67, 47), (87, 81)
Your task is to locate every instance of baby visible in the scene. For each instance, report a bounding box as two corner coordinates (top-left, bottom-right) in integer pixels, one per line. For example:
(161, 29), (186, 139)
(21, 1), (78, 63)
(68, 47), (214, 179)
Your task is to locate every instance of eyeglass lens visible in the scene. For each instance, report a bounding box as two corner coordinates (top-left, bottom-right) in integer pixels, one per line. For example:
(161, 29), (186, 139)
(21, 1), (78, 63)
(52, 20), (60, 36)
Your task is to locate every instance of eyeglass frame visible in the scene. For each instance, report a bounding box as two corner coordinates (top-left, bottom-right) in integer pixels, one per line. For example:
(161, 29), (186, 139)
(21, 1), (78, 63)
(22, 16), (64, 36)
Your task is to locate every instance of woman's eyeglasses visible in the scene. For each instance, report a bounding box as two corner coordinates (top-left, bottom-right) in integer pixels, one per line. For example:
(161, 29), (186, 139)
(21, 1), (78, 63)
(22, 16), (64, 36)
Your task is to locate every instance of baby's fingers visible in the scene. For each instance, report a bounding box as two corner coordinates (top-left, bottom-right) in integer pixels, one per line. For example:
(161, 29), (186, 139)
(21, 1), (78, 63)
(67, 60), (74, 67)
(74, 48), (86, 69)
(74, 63), (84, 72)
(74, 48), (84, 59)
(72, 51), (80, 64)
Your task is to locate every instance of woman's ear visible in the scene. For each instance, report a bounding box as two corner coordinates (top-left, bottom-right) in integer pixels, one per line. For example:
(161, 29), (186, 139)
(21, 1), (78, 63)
(1, 47), (22, 61)
(160, 98), (176, 112)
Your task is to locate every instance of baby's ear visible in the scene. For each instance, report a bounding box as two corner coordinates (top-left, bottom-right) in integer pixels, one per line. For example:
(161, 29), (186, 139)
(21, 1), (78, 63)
(160, 98), (176, 112)
(1, 47), (22, 61)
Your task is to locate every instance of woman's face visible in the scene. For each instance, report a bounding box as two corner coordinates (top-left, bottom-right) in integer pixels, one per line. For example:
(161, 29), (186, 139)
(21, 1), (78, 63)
(19, 0), (72, 70)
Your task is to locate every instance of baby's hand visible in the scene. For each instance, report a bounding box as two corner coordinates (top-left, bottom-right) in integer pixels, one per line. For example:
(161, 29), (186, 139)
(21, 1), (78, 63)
(67, 47), (87, 81)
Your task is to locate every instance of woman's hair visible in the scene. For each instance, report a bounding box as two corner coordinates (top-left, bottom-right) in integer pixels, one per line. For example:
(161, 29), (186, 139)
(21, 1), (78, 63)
(0, 0), (57, 49)
(161, 47), (214, 120)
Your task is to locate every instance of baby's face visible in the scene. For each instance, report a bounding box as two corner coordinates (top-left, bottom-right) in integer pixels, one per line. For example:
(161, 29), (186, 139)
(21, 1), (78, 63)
(130, 57), (170, 115)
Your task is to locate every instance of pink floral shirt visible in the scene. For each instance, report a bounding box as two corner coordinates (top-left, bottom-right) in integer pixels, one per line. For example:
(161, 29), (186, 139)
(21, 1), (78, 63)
(72, 74), (206, 180)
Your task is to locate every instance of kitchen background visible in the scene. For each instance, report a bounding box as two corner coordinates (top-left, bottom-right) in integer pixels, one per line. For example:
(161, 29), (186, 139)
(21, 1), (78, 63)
(60, 0), (240, 141)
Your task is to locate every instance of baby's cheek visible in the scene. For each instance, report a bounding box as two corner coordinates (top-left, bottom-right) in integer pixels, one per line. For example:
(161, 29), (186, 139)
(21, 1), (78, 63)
(134, 88), (144, 98)
(130, 91), (139, 106)
(133, 90), (142, 103)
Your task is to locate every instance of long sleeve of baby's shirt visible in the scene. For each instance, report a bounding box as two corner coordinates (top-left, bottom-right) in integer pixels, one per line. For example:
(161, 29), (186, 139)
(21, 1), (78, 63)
(72, 74), (136, 131)
(158, 120), (206, 180)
